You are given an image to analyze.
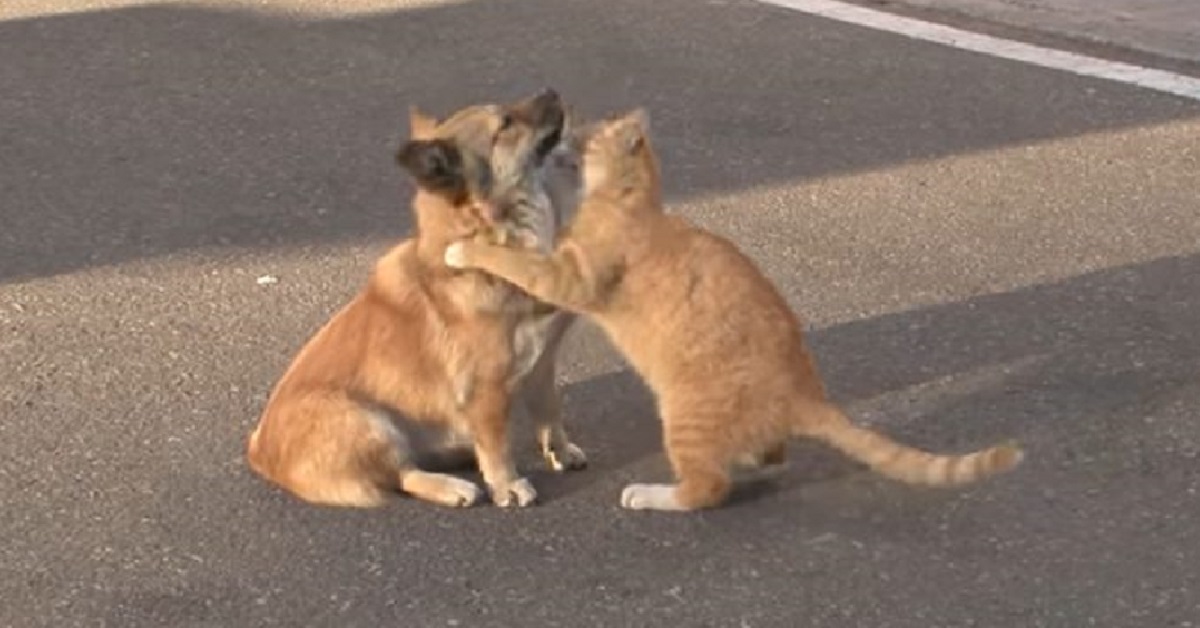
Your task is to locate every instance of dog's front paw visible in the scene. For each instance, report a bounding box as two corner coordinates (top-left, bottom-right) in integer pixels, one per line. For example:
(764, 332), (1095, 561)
(543, 441), (588, 473)
(444, 242), (470, 269)
(489, 477), (538, 508)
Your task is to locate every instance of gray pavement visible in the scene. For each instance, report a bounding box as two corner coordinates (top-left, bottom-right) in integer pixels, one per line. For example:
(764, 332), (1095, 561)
(875, 0), (1200, 64)
(2, 0), (1200, 626)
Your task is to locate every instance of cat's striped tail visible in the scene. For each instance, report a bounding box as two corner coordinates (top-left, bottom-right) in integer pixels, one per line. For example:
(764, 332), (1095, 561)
(798, 401), (1023, 487)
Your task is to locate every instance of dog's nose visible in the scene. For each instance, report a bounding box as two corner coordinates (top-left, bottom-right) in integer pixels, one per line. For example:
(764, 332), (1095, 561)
(534, 88), (560, 104)
(475, 199), (506, 225)
(515, 88), (564, 132)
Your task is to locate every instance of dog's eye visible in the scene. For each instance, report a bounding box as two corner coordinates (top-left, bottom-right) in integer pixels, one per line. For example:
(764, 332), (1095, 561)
(492, 114), (514, 146)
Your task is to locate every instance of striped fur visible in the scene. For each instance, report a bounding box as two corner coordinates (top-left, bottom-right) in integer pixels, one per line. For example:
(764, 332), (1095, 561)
(803, 400), (1022, 487)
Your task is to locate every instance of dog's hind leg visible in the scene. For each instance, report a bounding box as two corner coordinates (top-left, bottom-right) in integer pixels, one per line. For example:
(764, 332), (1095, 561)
(358, 410), (483, 508)
(398, 468), (481, 507)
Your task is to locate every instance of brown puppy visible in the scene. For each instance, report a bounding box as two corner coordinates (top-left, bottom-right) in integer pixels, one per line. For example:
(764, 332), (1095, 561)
(445, 109), (1022, 512)
(246, 90), (585, 509)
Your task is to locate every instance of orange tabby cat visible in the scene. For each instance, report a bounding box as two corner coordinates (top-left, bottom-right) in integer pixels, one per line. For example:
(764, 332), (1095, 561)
(445, 109), (1022, 512)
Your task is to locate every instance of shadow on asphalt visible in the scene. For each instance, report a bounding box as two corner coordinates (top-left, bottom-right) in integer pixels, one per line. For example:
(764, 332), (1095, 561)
(2, 0), (1198, 282)
(532, 369), (858, 504)
(531, 252), (1200, 504)
(4, 250), (1197, 625)
(81, 251), (1194, 626)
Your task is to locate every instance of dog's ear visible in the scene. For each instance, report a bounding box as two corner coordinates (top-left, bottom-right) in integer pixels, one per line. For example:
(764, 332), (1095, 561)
(408, 105), (439, 140)
(395, 138), (464, 194)
(625, 108), (650, 134)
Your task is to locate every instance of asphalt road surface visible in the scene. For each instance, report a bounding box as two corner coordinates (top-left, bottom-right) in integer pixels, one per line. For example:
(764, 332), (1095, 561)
(3, 1), (1199, 626)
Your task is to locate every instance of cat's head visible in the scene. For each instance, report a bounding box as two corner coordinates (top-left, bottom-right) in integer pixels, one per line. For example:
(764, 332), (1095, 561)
(579, 108), (661, 205)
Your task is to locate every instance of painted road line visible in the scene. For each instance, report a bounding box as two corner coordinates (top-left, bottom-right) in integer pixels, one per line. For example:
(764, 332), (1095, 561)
(758, 0), (1200, 102)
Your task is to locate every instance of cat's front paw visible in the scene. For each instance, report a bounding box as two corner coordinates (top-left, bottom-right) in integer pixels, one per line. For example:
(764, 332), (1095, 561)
(444, 242), (471, 269)
(620, 483), (680, 511)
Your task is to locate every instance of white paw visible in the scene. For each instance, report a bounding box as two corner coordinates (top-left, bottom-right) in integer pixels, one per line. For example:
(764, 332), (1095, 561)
(544, 442), (588, 472)
(444, 242), (468, 268)
(620, 483), (679, 511)
(443, 477), (482, 508)
(490, 477), (538, 508)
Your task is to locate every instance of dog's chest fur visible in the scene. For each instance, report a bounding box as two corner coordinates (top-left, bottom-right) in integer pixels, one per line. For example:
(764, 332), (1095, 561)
(509, 310), (561, 384)
(505, 174), (568, 385)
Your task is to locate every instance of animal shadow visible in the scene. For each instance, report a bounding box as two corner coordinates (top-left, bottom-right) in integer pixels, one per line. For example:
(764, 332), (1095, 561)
(529, 368), (864, 503)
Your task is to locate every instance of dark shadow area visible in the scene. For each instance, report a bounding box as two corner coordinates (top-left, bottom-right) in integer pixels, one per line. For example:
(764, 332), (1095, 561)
(2, 0), (1198, 282)
(532, 368), (857, 503)
(533, 251), (1200, 505)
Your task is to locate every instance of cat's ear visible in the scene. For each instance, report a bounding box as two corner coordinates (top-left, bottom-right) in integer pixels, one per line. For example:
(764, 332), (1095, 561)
(571, 118), (603, 150)
(408, 105), (440, 140)
(613, 108), (650, 154)
(395, 138), (464, 194)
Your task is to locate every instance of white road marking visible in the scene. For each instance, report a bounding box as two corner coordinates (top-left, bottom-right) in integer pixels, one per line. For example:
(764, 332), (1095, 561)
(758, 0), (1200, 102)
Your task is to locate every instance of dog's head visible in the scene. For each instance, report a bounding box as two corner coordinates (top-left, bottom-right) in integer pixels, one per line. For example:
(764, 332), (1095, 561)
(396, 90), (573, 251)
(427, 88), (565, 182)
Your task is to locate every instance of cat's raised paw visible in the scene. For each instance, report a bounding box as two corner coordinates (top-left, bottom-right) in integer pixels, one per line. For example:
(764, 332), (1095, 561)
(444, 242), (469, 269)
